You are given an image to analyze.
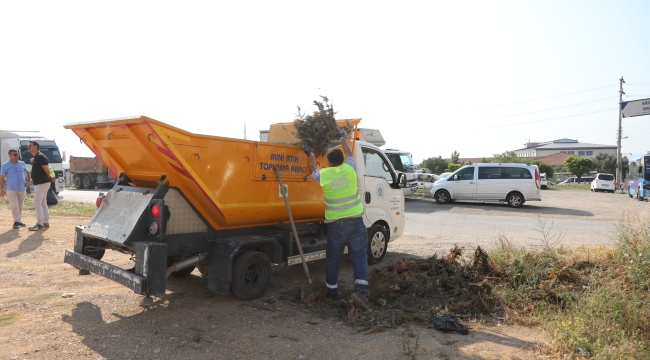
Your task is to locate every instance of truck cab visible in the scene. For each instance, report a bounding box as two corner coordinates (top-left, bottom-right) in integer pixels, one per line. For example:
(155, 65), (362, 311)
(383, 149), (418, 196)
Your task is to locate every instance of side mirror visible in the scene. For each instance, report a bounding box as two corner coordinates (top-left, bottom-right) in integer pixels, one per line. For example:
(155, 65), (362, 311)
(639, 166), (643, 173)
(62, 151), (67, 162)
(397, 173), (407, 188)
(453, 174), (458, 181)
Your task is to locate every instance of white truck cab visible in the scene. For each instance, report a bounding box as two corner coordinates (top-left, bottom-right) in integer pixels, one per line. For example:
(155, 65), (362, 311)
(383, 149), (418, 196)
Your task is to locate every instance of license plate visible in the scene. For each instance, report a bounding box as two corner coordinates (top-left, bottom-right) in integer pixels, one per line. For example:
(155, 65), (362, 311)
(602, 184), (608, 187)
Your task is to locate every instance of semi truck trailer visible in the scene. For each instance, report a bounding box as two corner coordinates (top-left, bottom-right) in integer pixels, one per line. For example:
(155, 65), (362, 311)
(63, 116), (407, 300)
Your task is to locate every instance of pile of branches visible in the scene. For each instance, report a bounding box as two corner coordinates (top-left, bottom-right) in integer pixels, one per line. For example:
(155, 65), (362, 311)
(294, 96), (353, 157)
(306, 246), (499, 330)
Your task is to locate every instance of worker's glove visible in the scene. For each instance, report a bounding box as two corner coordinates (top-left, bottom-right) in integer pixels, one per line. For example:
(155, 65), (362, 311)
(338, 129), (346, 138)
(302, 144), (312, 156)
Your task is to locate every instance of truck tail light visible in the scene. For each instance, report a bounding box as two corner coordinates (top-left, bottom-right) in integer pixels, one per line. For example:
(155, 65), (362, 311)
(535, 168), (539, 189)
(150, 203), (161, 218)
(96, 193), (105, 208)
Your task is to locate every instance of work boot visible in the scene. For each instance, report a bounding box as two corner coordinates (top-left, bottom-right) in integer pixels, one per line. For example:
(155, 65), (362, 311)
(13, 222), (21, 229)
(28, 224), (45, 231)
(17, 222), (26, 227)
(351, 290), (371, 311)
(43, 223), (50, 228)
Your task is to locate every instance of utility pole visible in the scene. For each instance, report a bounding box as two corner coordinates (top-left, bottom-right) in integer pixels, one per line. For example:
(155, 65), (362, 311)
(616, 76), (625, 185)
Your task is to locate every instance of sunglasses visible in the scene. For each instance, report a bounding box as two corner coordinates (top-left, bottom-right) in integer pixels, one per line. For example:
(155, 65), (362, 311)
(9, 153), (18, 156)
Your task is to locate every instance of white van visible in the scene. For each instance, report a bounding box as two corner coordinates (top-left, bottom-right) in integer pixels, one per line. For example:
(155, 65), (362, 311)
(590, 173), (615, 193)
(429, 163), (542, 208)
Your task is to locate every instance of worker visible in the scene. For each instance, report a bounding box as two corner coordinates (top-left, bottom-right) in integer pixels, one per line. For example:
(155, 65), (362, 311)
(309, 137), (371, 311)
(0, 148), (31, 229)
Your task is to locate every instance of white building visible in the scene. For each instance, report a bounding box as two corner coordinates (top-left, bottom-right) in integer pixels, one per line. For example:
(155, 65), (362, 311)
(513, 139), (616, 158)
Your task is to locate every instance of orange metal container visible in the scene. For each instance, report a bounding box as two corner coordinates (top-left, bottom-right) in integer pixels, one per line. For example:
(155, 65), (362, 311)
(64, 116), (359, 230)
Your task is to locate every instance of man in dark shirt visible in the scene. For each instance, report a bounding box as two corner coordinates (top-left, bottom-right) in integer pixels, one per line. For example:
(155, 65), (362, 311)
(28, 141), (53, 231)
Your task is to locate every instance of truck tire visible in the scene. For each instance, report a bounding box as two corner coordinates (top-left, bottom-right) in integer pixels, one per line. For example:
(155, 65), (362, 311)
(74, 176), (84, 189)
(167, 256), (196, 278)
(231, 251), (271, 300)
(367, 224), (388, 265)
(82, 175), (95, 189)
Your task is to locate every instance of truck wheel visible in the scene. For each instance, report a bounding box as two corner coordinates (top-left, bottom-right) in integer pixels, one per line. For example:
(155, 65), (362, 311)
(82, 175), (95, 189)
(367, 224), (388, 265)
(167, 256), (196, 277)
(74, 176), (84, 189)
(231, 251), (271, 300)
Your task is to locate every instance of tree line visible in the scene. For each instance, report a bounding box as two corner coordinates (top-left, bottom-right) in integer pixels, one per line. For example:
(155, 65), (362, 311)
(419, 151), (627, 181)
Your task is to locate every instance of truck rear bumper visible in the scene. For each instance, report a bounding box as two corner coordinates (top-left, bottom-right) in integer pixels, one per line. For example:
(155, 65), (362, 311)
(64, 250), (146, 294)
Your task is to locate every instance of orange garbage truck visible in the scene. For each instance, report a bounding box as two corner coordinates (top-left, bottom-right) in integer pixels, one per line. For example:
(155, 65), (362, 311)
(63, 116), (407, 300)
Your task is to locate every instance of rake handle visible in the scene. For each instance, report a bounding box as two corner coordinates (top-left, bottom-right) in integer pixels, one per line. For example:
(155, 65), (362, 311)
(275, 166), (312, 284)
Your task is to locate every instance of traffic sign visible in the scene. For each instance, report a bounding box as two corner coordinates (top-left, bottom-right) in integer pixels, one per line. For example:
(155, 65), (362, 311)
(621, 98), (650, 118)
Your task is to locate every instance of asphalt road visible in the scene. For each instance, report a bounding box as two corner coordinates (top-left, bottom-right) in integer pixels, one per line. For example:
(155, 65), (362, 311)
(57, 188), (105, 203)
(389, 190), (633, 260)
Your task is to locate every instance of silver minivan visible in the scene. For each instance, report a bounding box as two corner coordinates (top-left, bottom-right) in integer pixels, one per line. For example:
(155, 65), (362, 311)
(429, 163), (542, 208)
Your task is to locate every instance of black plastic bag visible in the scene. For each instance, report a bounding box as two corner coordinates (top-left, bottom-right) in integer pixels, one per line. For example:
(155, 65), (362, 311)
(433, 314), (469, 335)
(47, 188), (58, 206)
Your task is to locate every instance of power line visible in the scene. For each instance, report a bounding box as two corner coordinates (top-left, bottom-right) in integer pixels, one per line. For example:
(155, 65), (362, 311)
(392, 108), (618, 136)
(386, 96), (617, 128)
(424, 84), (618, 115)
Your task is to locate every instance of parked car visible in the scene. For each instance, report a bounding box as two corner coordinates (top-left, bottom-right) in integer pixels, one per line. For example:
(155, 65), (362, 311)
(591, 173), (615, 193)
(429, 163), (542, 208)
(558, 176), (595, 185)
(417, 173), (442, 190)
(540, 173), (548, 189)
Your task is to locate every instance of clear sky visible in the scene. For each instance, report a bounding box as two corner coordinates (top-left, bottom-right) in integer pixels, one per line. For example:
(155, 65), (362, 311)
(2, 1), (650, 164)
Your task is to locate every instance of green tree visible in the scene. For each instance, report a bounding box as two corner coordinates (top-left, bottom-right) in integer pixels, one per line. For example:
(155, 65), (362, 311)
(450, 150), (460, 164)
(446, 163), (463, 172)
(420, 156), (448, 175)
(479, 157), (491, 163)
(492, 151), (521, 163)
(591, 153), (628, 178)
(530, 160), (554, 178)
(564, 155), (593, 182)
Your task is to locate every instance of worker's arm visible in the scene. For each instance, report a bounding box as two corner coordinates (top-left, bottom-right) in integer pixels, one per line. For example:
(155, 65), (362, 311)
(41, 165), (54, 182)
(341, 137), (353, 158)
(0, 175), (5, 197)
(309, 153), (317, 173)
(25, 169), (31, 186)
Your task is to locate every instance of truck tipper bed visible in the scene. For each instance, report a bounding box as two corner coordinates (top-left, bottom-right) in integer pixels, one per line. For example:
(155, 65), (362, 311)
(63, 116), (406, 300)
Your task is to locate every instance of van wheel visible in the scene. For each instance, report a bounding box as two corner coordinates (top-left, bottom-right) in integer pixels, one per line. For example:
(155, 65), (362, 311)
(231, 251), (271, 300)
(367, 224), (388, 265)
(435, 190), (451, 204)
(507, 192), (524, 208)
(74, 176), (84, 189)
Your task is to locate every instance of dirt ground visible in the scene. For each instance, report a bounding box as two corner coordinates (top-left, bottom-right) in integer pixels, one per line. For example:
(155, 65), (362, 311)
(0, 202), (556, 359)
